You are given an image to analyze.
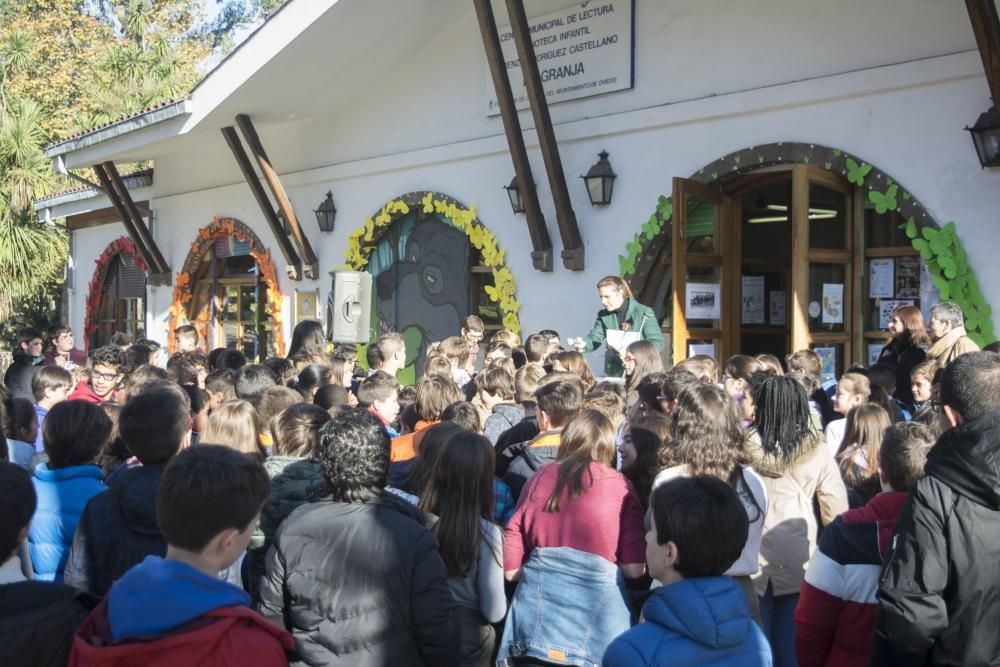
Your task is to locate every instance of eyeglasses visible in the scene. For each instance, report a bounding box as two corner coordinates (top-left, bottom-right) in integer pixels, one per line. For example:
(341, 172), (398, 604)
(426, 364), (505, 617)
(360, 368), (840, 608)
(91, 370), (120, 382)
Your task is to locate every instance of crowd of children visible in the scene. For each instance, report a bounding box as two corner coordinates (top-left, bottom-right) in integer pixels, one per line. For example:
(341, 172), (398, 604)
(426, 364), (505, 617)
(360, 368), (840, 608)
(1, 294), (999, 666)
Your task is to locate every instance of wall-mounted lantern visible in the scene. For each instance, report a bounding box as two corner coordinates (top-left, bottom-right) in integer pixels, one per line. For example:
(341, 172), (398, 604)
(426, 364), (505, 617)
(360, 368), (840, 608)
(314, 191), (337, 232)
(966, 107), (1000, 168)
(504, 176), (525, 214)
(581, 150), (617, 206)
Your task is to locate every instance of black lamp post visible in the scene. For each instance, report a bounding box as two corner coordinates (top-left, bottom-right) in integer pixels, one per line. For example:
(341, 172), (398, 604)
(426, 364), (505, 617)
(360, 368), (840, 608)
(582, 150), (617, 206)
(313, 191), (337, 232)
(504, 176), (525, 214)
(965, 107), (1000, 168)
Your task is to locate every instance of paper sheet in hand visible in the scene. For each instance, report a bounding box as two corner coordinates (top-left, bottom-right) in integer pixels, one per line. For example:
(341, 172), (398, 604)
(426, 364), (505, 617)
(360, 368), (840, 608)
(607, 330), (640, 354)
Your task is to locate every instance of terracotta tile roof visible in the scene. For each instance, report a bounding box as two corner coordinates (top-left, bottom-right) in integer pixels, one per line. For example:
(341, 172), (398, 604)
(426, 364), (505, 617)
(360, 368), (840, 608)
(45, 97), (189, 151)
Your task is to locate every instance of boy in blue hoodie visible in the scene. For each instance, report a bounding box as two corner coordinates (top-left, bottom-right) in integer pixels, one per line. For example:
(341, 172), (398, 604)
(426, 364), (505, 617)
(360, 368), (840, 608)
(604, 475), (773, 667)
(69, 445), (293, 666)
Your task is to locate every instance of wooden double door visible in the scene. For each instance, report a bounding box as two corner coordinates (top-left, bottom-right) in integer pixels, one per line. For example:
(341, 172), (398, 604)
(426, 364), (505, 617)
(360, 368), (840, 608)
(669, 164), (860, 377)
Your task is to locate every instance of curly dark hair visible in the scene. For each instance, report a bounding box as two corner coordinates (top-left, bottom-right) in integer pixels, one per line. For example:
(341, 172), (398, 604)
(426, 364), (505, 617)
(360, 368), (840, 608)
(88, 344), (125, 370)
(316, 408), (390, 502)
(662, 382), (748, 478)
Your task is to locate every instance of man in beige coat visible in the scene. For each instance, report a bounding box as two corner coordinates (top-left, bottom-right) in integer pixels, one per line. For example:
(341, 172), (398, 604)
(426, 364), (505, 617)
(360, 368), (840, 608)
(926, 302), (980, 371)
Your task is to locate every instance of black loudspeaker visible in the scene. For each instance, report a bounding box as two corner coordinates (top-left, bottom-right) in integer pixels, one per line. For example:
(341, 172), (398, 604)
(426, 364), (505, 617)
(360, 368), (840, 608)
(327, 271), (373, 344)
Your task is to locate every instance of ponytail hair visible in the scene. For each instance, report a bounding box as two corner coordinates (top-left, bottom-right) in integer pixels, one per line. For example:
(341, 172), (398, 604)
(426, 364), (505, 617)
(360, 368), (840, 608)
(596, 275), (633, 299)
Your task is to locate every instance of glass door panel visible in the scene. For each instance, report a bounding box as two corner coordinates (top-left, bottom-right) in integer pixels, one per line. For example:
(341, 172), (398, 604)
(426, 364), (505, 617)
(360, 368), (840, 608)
(808, 263), (847, 334)
(808, 183), (849, 250)
(685, 196), (720, 254)
(672, 177), (731, 364)
(740, 177), (792, 357)
(791, 165), (856, 369)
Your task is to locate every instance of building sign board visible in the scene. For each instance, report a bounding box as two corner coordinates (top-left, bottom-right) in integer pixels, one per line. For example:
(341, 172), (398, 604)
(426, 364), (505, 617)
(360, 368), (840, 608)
(487, 0), (634, 115)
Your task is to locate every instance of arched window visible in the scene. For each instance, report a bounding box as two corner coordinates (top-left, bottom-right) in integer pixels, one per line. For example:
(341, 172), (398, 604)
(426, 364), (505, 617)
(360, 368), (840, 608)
(94, 252), (146, 347)
(187, 235), (276, 360)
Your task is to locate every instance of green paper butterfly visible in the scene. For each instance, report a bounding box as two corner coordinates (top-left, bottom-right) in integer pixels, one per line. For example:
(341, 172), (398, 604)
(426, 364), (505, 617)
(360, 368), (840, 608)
(846, 158), (872, 186)
(868, 184), (898, 214)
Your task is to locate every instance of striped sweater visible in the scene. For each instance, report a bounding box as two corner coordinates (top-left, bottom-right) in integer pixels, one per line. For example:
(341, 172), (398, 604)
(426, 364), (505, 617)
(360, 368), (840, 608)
(794, 491), (909, 667)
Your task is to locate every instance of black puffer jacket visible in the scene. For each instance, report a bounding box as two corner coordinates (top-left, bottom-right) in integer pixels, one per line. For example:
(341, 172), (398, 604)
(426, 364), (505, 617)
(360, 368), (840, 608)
(80, 464), (166, 596)
(873, 411), (1000, 665)
(877, 338), (927, 410)
(245, 456), (327, 602)
(0, 581), (98, 666)
(258, 493), (459, 667)
(3, 349), (43, 401)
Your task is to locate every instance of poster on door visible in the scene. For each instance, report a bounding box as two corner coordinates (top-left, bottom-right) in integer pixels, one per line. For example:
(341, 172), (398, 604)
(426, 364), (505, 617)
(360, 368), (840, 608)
(869, 258), (894, 298)
(686, 282), (721, 320)
(814, 346), (837, 382)
(895, 256), (920, 299)
(822, 284), (844, 324)
(769, 291), (786, 325)
(741, 276), (765, 324)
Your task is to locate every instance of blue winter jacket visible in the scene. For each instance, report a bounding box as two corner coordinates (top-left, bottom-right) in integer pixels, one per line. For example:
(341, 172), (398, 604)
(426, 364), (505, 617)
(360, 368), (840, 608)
(28, 463), (105, 581)
(603, 576), (772, 667)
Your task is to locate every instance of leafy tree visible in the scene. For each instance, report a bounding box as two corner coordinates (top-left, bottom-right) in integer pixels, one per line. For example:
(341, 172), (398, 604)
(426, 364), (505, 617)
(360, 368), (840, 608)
(207, 0), (286, 49)
(80, 1), (211, 128)
(0, 0), (288, 343)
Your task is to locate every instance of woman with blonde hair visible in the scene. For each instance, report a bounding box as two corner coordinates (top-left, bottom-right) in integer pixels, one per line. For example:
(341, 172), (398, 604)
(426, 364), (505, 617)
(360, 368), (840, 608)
(200, 399), (265, 460)
(826, 372), (871, 457)
(654, 382), (768, 621)
(571, 275), (665, 378)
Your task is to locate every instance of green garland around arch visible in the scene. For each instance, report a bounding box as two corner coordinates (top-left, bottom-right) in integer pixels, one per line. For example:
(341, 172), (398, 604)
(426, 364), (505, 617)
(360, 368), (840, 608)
(619, 143), (994, 346)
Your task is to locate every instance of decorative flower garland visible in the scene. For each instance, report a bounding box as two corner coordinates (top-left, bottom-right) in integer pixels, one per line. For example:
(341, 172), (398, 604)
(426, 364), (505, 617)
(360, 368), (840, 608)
(342, 191), (522, 335)
(620, 142), (994, 346)
(169, 217), (286, 356)
(84, 237), (147, 351)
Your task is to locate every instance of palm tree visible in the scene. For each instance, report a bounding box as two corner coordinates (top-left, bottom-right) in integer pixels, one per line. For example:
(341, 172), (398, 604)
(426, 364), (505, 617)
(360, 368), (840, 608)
(0, 32), (68, 324)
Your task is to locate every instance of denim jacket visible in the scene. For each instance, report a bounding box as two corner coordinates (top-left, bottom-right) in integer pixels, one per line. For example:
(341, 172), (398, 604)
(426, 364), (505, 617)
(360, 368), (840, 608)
(496, 546), (633, 666)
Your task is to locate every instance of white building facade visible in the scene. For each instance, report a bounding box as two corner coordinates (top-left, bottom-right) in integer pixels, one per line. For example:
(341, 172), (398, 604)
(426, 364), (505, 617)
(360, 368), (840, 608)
(37, 0), (1000, 376)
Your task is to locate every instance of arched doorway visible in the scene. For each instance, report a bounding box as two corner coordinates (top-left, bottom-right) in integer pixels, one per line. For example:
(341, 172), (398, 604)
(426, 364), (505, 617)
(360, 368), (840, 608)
(85, 237), (147, 350)
(626, 143), (991, 378)
(171, 218), (285, 358)
(341, 191), (521, 383)
(669, 165), (858, 378)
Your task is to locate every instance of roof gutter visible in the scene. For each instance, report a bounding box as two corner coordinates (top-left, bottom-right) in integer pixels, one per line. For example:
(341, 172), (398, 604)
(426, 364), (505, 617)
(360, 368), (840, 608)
(43, 99), (193, 159)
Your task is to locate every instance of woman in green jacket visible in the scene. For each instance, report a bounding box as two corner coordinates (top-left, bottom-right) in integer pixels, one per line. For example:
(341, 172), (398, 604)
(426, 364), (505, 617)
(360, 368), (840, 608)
(572, 276), (664, 378)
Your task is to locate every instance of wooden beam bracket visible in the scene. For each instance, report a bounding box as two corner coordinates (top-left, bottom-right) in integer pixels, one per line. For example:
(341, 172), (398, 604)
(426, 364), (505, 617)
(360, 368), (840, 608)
(221, 126), (303, 281)
(235, 114), (319, 280)
(473, 0), (553, 273)
(967, 0), (1000, 106)
(505, 0), (585, 271)
(93, 162), (172, 286)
